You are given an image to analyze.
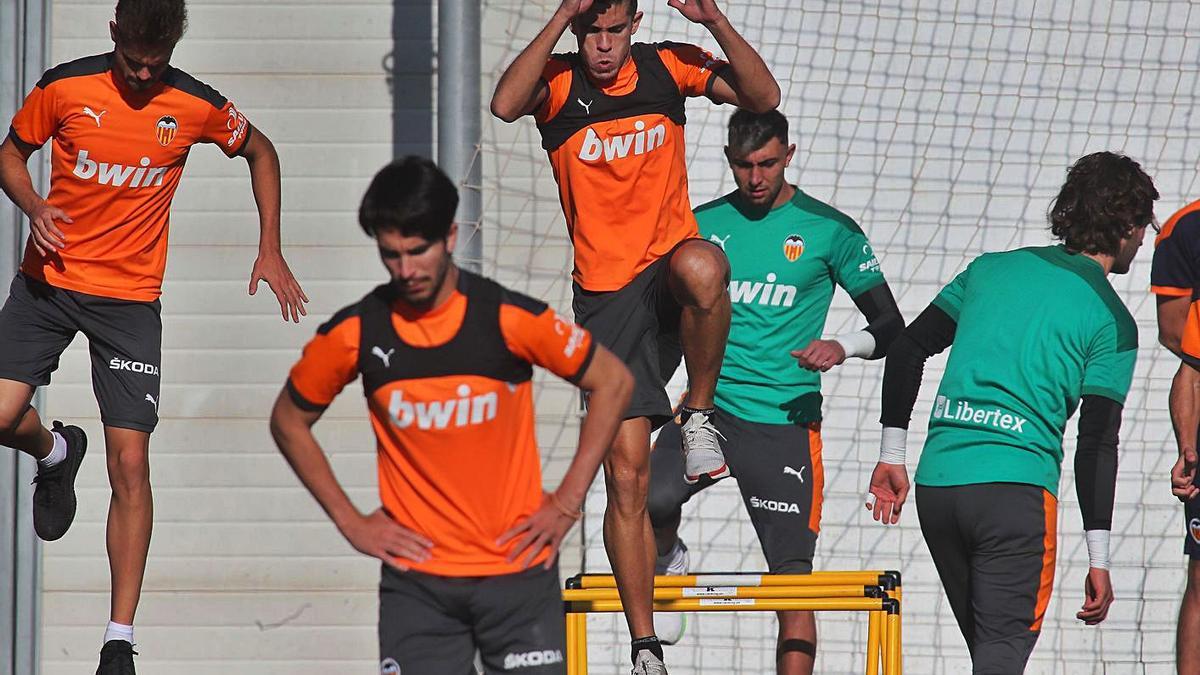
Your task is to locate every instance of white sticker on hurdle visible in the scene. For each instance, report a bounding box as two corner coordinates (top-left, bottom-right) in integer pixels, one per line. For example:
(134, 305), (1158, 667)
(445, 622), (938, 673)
(682, 586), (738, 597)
(699, 598), (756, 606)
(695, 574), (762, 586)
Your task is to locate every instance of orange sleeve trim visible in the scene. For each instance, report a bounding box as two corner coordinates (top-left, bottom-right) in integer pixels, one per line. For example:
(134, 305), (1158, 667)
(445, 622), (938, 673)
(1157, 199), (1200, 243)
(1151, 285), (1191, 297)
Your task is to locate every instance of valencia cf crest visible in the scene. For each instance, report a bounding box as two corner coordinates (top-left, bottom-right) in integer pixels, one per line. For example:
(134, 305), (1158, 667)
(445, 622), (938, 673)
(155, 115), (178, 146)
(1191, 518), (1200, 545)
(783, 234), (805, 262)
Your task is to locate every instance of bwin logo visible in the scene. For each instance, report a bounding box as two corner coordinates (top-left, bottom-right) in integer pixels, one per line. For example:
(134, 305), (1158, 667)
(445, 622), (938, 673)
(388, 384), (498, 430)
(750, 496), (801, 514)
(73, 149), (168, 188)
(504, 650), (564, 670)
(728, 273), (797, 307)
(578, 120), (667, 163)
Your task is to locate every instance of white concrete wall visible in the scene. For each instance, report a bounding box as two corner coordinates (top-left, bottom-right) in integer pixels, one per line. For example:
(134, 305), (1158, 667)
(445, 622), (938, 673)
(40, 1), (404, 673)
(482, 1), (1200, 673)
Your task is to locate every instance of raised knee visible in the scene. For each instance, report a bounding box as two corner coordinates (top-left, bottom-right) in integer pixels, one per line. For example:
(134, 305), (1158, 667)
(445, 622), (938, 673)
(671, 243), (730, 303)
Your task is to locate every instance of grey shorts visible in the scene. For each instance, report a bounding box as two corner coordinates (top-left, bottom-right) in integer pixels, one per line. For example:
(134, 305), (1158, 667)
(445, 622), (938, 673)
(0, 273), (161, 432)
(379, 565), (566, 674)
(916, 483), (1056, 674)
(647, 408), (824, 573)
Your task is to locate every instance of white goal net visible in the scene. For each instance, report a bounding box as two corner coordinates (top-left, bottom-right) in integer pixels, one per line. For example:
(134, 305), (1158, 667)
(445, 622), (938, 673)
(481, 2), (1200, 672)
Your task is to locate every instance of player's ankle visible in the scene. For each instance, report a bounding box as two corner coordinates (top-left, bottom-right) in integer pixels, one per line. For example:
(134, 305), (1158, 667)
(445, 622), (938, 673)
(631, 635), (664, 663)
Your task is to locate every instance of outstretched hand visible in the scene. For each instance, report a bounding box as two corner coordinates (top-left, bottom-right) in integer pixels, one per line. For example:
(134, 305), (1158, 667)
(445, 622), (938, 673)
(666, 0), (725, 25)
(249, 250), (309, 323)
(792, 339), (847, 372)
(866, 461), (909, 525)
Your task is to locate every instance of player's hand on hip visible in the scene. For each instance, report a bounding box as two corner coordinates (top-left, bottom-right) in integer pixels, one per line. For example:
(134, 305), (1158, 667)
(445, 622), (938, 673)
(865, 461), (908, 525)
(497, 492), (580, 570)
(27, 202), (71, 256)
(666, 0), (725, 25)
(791, 339), (847, 372)
(249, 250), (310, 323)
(340, 508), (433, 571)
(1171, 446), (1200, 502)
(1077, 567), (1114, 625)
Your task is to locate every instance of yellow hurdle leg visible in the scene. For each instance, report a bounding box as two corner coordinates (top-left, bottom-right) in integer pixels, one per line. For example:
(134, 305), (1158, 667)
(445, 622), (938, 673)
(566, 612), (581, 675)
(866, 611), (881, 675)
(576, 613), (589, 675)
(884, 603), (901, 675)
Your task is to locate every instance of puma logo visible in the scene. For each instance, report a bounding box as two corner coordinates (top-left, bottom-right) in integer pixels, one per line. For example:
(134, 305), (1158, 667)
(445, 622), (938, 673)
(82, 107), (107, 127)
(372, 346), (395, 368)
(783, 466), (806, 483)
(709, 233), (731, 250)
(145, 394), (159, 414)
(577, 98), (594, 115)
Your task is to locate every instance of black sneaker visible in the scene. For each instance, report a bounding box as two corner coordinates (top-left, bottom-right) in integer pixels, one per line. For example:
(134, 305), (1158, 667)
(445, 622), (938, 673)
(32, 422), (87, 541)
(96, 640), (137, 675)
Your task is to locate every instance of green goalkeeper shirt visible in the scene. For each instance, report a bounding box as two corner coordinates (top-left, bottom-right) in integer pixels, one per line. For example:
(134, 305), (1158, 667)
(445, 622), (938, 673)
(915, 245), (1138, 495)
(696, 188), (886, 425)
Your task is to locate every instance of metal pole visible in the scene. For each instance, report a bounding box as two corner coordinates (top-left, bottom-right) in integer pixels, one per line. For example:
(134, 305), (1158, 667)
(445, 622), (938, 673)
(437, 0), (482, 273)
(0, 2), (47, 674)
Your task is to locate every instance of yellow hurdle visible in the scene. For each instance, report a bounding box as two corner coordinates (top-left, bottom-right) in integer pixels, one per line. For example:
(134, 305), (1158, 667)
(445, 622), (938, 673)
(563, 571), (902, 675)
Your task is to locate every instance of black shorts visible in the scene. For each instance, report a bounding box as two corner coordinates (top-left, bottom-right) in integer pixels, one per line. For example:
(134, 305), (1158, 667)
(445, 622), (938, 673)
(0, 273), (161, 432)
(572, 247), (692, 430)
(1186, 471), (1200, 560)
(916, 483), (1057, 674)
(647, 408), (824, 574)
(378, 565), (566, 674)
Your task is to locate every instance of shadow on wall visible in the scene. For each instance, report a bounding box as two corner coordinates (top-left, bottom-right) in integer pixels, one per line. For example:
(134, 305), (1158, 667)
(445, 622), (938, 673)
(384, 0), (434, 159)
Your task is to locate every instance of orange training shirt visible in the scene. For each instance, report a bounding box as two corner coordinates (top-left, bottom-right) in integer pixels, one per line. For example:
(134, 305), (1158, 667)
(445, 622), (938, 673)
(535, 42), (728, 291)
(287, 273), (596, 577)
(8, 53), (252, 301)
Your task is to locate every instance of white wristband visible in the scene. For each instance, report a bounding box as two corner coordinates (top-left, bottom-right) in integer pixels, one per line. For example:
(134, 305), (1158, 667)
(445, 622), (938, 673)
(1085, 529), (1110, 570)
(835, 330), (876, 360)
(879, 426), (907, 465)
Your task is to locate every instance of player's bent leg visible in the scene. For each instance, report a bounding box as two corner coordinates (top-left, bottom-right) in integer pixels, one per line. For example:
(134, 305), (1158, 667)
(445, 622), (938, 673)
(647, 417), (702, 646)
(665, 239), (731, 410)
(776, 610), (817, 675)
(104, 426), (153, 627)
(1179, 529), (1200, 672)
(475, 566), (568, 674)
(0, 379), (46, 453)
(604, 418), (659, 651)
(378, 566), (476, 673)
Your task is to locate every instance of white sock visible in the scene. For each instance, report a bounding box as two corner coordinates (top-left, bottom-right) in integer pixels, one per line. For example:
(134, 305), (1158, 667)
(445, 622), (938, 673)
(103, 621), (134, 645)
(38, 431), (67, 469)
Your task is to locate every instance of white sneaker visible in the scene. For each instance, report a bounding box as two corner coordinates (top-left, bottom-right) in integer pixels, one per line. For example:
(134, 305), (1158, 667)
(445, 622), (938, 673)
(654, 540), (690, 645)
(680, 409), (728, 484)
(632, 649), (669, 675)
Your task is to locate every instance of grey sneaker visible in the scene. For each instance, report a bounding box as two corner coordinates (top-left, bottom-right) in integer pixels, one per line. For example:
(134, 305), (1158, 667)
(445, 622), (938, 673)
(654, 540), (689, 645)
(680, 410), (728, 484)
(632, 649), (668, 675)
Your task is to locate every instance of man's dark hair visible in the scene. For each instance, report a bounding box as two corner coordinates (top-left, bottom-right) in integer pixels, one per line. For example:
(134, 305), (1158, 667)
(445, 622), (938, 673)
(359, 157), (458, 241)
(579, 0), (638, 22)
(727, 109), (789, 156)
(1049, 151), (1158, 256)
(114, 0), (187, 48)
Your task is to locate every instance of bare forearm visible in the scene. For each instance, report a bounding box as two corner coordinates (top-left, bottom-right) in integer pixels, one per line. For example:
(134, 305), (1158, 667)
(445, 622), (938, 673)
(246, 135), (282, 254)
(557, 378), (633, 510)
(491, 10), (572, 121)
(0, 149), (42, 216)
(271, 419), (361, 530)
(1171, 363), (1200, 456)
(705, 15), (779, 111)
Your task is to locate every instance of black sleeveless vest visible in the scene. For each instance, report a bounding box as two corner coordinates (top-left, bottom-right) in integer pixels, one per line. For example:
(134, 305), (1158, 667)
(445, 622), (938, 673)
(356, 271), (533, 397)
(536, 42), (688, 152)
